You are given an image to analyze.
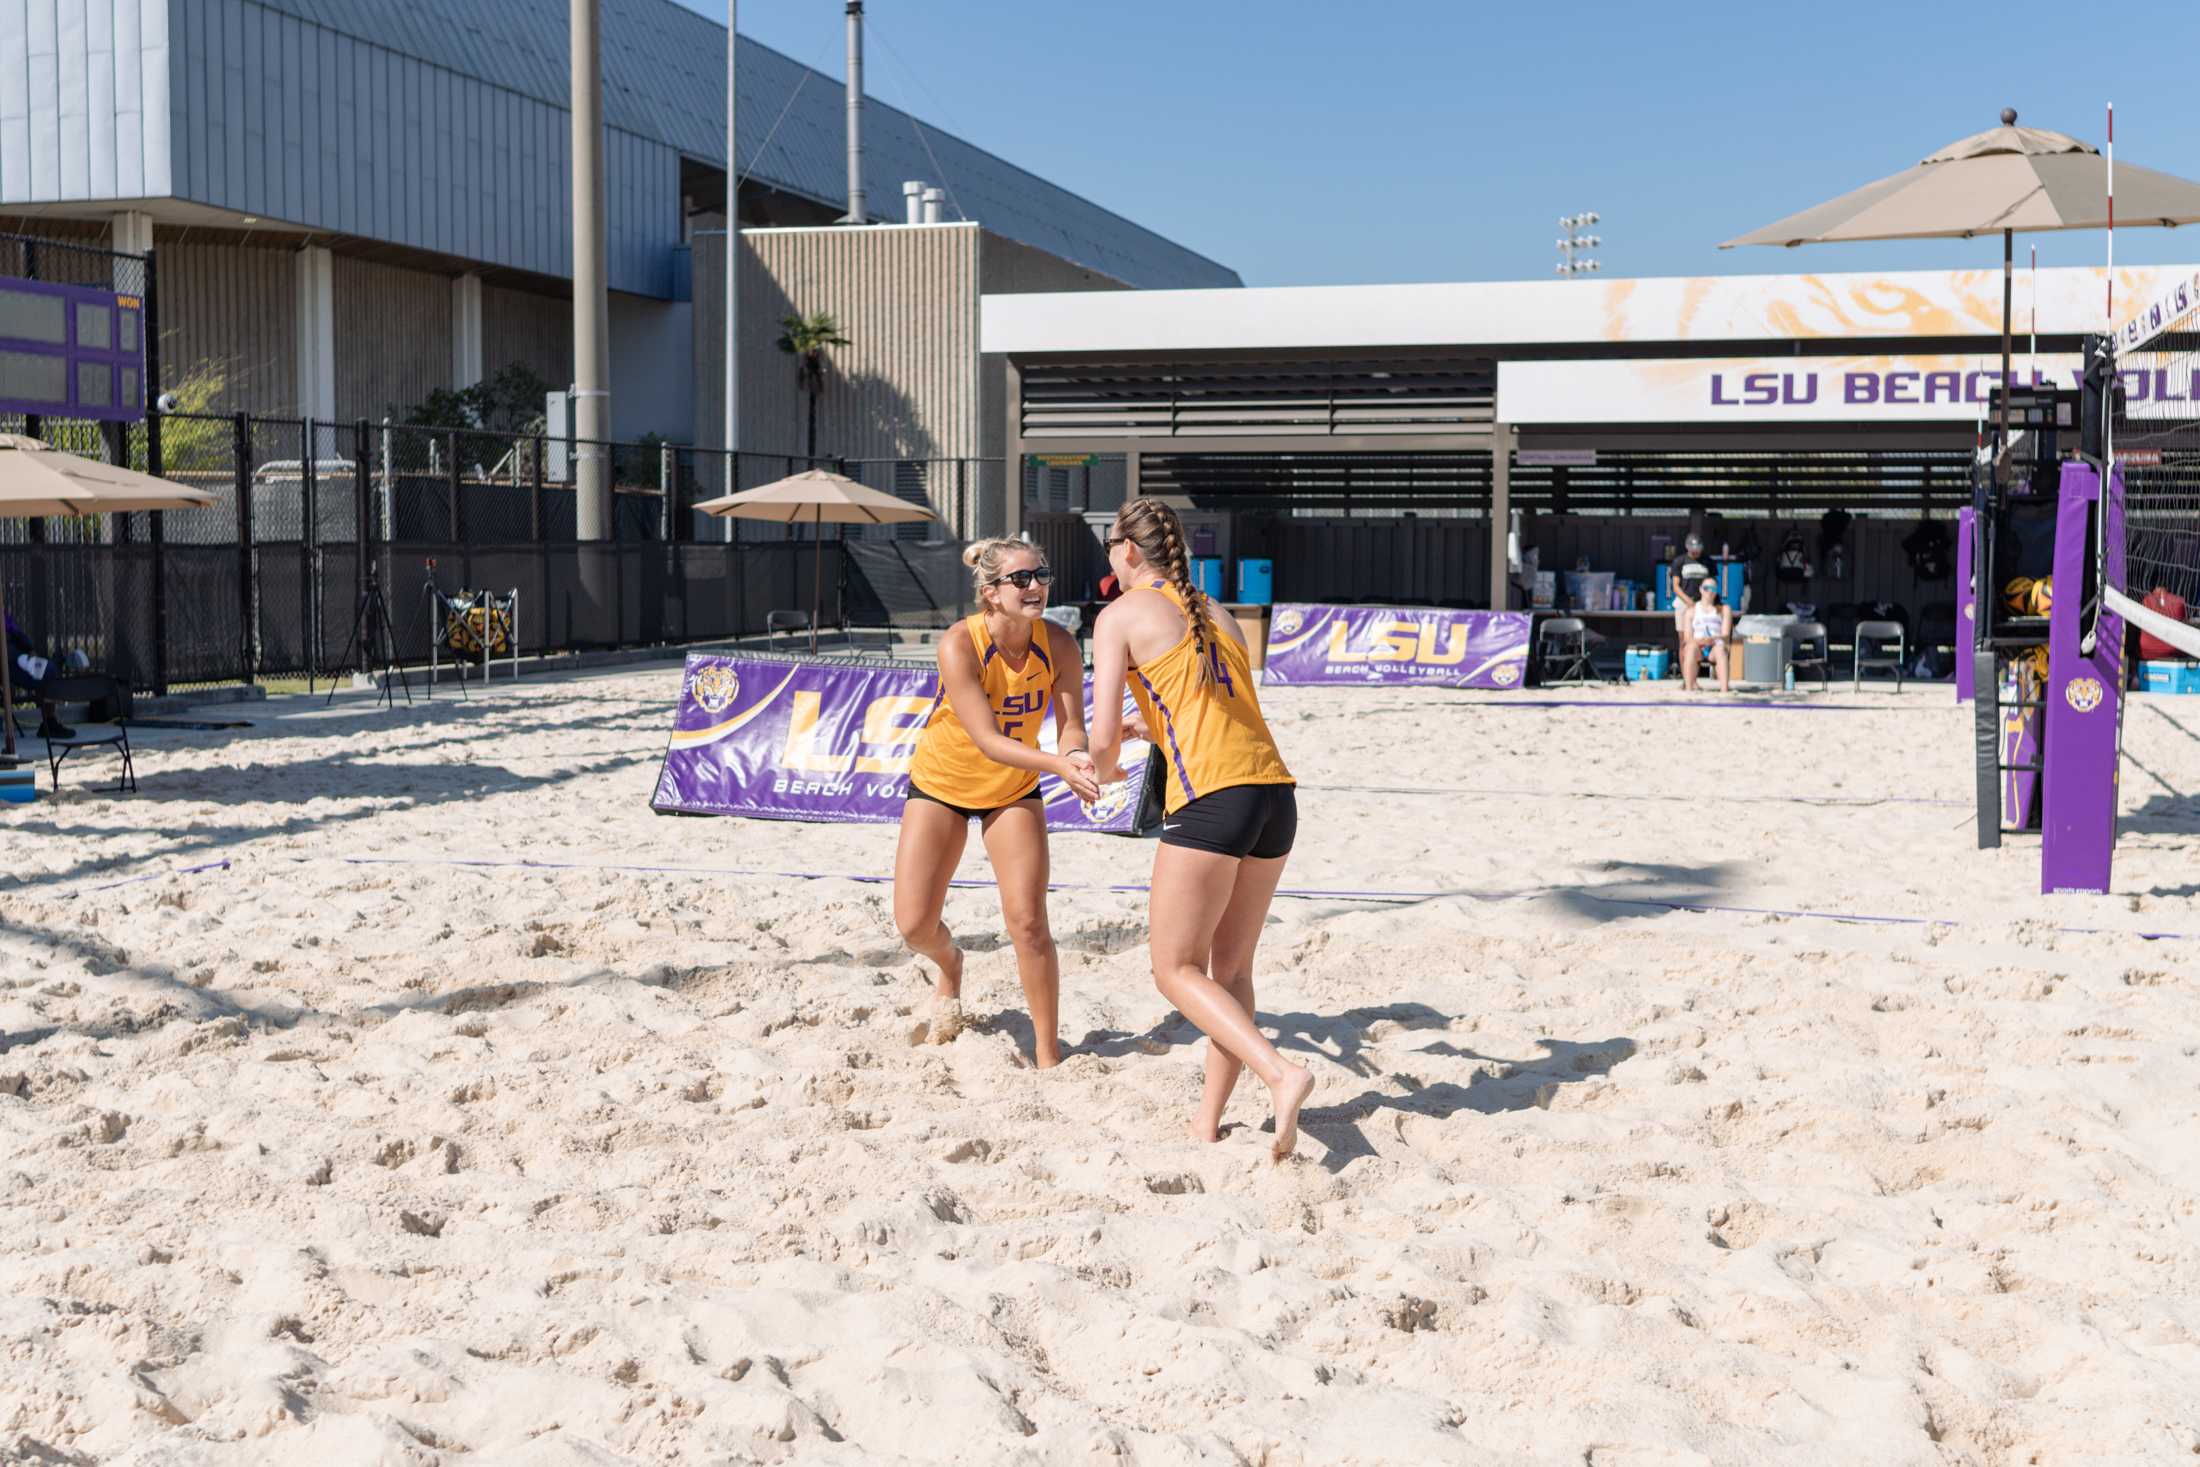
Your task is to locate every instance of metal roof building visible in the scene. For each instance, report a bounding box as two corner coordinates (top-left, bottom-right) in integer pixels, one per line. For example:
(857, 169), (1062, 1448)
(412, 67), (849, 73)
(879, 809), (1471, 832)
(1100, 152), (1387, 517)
(0, 0), (1240, 295)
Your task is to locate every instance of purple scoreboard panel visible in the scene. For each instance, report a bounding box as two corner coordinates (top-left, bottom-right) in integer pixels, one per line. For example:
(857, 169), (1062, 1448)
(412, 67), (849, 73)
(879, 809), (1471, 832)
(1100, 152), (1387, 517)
(0, 275), (147, 422)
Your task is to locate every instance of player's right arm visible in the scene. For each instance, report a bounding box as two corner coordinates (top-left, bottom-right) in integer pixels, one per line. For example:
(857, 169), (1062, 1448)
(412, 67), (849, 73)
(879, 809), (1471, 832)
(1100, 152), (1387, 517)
(1087, 601), (1133, 786)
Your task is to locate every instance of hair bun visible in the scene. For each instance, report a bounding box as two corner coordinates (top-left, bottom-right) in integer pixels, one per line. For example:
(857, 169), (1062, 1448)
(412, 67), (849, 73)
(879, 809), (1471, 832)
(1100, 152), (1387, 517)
(961, 542), (988, 569)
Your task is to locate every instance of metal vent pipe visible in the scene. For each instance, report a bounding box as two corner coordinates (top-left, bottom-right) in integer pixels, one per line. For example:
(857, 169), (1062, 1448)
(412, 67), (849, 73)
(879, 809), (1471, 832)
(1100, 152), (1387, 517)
(843, 2), (865, 223)
(921, 187), (943, 224)
(903, 180), (924, 224)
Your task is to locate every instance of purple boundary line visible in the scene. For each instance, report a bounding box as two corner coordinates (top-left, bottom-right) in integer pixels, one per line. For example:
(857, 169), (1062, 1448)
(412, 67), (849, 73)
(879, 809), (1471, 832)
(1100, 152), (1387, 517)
(1478, 698), (1896, 712)
(72, 858), (233, 894)
(1304, 782), (1967, 809)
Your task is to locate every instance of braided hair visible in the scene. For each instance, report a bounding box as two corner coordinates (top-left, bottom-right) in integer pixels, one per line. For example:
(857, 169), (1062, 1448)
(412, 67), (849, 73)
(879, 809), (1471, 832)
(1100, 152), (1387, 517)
(1114, 497), (1217, 686)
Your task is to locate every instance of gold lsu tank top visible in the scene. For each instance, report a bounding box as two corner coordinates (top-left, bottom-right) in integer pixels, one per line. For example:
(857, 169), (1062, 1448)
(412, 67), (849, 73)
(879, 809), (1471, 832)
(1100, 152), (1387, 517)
(1122, 582), (1292, 815)
(906, 614), (1054, 809)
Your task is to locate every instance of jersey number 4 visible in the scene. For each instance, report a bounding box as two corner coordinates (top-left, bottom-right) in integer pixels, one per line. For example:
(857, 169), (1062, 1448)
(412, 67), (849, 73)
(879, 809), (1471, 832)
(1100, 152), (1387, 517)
(1208, 642), (1236, 697)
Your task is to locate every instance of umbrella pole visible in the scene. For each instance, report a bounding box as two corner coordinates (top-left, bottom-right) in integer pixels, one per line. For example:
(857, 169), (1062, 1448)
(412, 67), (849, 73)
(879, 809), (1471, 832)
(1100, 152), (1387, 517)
(1, 574), (16, 764)
(810, 512), (821, 657)
(1999, 227), (2013, 468)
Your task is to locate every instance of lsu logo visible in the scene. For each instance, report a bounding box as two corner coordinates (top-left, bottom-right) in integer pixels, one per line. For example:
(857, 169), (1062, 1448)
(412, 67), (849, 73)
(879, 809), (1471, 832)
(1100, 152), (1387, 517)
(1082, 780), (1133, 823)
(690, 662), (741, 713)
(782, 691), (934, 775)
(2064, 676), (2104, 714)
(1273, 607), (1304, 637)
(1326, 618), (1471, 666)
(1490, 662), (1521, 687)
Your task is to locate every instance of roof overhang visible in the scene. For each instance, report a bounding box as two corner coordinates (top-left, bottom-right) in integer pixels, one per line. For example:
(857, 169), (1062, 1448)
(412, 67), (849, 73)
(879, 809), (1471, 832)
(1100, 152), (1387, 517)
(983, 263), (2199, 356)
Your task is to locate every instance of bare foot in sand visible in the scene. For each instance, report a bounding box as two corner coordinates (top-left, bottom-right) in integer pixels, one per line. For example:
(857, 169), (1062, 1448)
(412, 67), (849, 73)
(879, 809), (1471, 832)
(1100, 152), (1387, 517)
(926, 994), (969, 1046)
(932, 944), (963, 1002)
(1188, 1119), (1221, 1144)
(1268, 1065), (1315, 1160)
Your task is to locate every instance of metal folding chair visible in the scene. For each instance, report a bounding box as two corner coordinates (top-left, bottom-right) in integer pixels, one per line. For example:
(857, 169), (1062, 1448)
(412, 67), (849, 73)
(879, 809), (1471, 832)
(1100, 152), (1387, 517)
(45, 724), (137, 793)
(1536, 617), (1598, 685)
(1789, 621), (1832, 691)
(1853, 619), (1907, 690)
(766, 610), (809, 649)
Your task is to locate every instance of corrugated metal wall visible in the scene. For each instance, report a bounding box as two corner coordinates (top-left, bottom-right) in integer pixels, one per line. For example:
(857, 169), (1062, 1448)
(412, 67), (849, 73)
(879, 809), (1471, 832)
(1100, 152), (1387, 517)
(690, 223), (1138, 537)
(333, 253), (449, 420)
(0, 0), (172, 202)
(236, 0), (1240, 289)
(161, 0), (677, 296)
(482, 281), (570, 393)
(158, 237), (297, 414)
(692, 222), (980, 463)
(4, 1), (1233, 296)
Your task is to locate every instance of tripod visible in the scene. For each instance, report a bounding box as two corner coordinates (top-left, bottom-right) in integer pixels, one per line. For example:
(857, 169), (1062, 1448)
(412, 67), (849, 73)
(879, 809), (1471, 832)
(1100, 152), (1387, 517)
(325, 564), (412, 708)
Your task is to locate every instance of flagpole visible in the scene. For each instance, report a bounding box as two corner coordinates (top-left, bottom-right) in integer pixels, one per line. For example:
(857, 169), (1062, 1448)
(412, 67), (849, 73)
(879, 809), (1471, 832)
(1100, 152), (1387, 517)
(2106, 103), (2115, 327)
(2095, 101), (2118, 659)
(724, 0), (740, 545)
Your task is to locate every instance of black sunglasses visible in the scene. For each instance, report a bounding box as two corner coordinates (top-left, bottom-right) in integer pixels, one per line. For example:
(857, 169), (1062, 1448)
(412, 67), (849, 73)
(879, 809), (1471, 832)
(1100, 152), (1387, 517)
(990, 566), (1055, 589)
(1102, 534), (1130, 550)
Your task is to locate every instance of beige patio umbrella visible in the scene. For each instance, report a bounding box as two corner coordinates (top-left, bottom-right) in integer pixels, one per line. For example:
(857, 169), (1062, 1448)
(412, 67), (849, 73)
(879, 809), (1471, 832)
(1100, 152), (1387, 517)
(693, 468), (937, 655)
(1722, 108), (2200, 446)
(1, 434), (217, 763)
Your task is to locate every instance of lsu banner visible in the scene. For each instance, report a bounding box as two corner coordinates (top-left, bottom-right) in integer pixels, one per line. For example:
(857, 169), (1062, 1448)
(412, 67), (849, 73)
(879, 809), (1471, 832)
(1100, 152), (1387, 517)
(651, 653), (1154, 833)
(1261, 604), (1532, 689)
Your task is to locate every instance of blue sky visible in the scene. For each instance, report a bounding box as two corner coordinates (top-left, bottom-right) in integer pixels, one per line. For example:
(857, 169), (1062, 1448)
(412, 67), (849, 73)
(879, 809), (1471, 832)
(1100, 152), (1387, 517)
(682, 0), (2200, 288)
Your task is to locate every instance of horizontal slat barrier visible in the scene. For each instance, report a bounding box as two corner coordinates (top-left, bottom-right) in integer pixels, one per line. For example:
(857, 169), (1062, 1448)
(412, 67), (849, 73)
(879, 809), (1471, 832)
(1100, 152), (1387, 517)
(1021, 355), (1498, 441)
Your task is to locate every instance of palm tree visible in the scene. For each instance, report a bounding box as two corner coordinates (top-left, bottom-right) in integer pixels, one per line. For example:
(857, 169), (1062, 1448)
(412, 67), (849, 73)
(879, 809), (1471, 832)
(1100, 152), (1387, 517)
(776, 312), (853, 463)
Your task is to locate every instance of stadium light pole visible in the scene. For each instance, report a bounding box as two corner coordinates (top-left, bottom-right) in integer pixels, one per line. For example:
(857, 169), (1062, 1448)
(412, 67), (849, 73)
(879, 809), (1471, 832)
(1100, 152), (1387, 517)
(571, 0), (611, 560)
(1556, 212), (1603, 276)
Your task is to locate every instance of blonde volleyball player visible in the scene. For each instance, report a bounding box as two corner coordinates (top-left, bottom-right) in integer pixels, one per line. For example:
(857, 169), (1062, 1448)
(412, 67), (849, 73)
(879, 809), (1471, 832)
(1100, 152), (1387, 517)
(894, 539), (1099, 1069)
(1087, 499), (1315, 1158)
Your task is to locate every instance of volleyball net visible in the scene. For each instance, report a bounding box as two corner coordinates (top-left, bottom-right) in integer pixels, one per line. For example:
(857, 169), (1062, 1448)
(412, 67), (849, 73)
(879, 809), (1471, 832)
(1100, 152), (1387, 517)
(2111, 269), (2200, 659)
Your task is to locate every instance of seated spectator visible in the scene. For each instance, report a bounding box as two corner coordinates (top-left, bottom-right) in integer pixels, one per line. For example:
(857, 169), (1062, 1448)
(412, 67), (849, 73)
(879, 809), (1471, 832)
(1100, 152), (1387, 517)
(2138, 585), (2189, 662)
(1681, 577), (1733, 694)
(6, 610), (78, 739)
(1668, 534), (1715, 642)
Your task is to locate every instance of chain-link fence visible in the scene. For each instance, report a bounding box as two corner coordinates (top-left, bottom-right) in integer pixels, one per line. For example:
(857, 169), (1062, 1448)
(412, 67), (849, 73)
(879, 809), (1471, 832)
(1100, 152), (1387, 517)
(4, 409), (990, 696)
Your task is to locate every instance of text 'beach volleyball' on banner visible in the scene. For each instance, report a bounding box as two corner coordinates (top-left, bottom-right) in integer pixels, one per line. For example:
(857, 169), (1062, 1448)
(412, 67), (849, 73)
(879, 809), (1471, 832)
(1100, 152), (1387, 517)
(1260, 604), (1533, 690)
(651, 654), (1157, 833)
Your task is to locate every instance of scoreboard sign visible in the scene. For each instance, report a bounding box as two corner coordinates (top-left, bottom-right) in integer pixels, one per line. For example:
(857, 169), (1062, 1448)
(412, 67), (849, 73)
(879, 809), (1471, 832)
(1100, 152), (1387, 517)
(0, 275), (146, 422)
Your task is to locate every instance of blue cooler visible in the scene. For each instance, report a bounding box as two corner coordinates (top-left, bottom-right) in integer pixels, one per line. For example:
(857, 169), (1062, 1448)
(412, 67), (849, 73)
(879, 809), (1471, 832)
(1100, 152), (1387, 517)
(1624, 646), (1672, 682)
(2139, 661), (2184, 692)
(1192, 558), (1225, 600)
(1717, 561), (1746, 608)
(1, 766), (35, 805)
(1236, 558), (1273, 605)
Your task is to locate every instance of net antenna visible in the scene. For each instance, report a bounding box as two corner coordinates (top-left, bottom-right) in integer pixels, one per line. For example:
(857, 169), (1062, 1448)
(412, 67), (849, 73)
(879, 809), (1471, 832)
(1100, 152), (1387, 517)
(2107, 257), (2200, 663)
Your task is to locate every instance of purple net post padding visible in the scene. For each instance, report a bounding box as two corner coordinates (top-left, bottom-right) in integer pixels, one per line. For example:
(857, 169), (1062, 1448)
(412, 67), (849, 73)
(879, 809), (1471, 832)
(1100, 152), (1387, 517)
(2040, 461), (2126, 896)
(1955, 507), (1977, 704)
(1260, 604), (1533, 690)
(650, 653), (1148, 834)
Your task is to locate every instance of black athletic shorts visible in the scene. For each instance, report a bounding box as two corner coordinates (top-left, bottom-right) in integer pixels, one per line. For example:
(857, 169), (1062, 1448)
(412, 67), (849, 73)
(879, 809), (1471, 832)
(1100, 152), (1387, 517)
(1158, 783), (1297, 859)
(905, 779), (1040, 822)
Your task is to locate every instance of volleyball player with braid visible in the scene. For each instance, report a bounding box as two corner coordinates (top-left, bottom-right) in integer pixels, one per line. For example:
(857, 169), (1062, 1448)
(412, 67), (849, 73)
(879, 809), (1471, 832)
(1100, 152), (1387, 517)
(1088, 498), (1315, 1158)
